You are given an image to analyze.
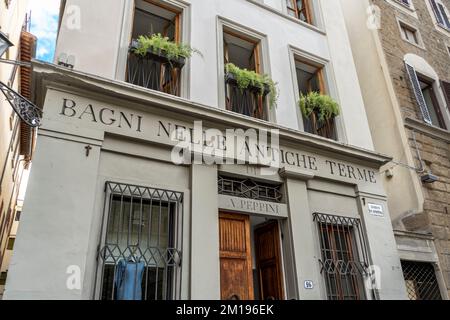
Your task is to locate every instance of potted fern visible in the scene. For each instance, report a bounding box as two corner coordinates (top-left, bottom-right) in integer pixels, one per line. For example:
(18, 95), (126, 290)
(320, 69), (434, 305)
(225, 63), (278, 108)
(299, 92), (340, 137)
(130, 33), (201, 68)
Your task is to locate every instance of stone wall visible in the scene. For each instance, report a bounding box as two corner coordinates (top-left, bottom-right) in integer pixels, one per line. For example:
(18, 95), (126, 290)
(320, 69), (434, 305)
(373, 0), (450, 296)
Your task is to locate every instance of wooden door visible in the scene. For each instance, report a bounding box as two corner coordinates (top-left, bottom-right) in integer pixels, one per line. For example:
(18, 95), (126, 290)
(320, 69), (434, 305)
(254, 221), (284, 300)
(219, 213), (254, 300)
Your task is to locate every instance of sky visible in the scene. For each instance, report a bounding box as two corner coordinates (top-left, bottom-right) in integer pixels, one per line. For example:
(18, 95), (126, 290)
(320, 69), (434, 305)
(28, 0), (61, 62)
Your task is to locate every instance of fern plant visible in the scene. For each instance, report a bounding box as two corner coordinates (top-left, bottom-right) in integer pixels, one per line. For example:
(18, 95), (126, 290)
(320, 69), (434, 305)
(299, 91), (340, 122)
(132, 33), (201, 60)
(225, 63), (279, 108)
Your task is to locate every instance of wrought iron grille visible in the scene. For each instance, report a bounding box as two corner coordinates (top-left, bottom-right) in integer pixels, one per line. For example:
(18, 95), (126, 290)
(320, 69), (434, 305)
(313, 213), (370, 300)
(225, 74), (267, 120)
(401, 260), (442, 300)
(218, 175), (283, 203)
(97, 182), (183, 300)
(126, 41), (182, 96)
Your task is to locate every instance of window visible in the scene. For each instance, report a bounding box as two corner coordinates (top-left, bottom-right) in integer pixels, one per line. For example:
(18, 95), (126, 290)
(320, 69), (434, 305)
(405, 62), (447, 129)
(97, 182), (183, 300)
(286, 0), (313, 24)
(429, 0), (450, 30)
(399, 21), (422, 47)
(6, 237), (15, 250)
(294, 58), (337, 140)
(223, 29), (267, 120)
(396, 0), (411, 7)
(126, 0), (183, 96)
(401, 261), (442, 300)
(0, 272), (7, 286)
(313, 213), (369, 300)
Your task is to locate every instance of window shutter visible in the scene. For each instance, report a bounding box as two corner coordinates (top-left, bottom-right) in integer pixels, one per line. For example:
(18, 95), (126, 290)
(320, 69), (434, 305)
(405, 62), (432, 124)
(441, 81), (450, 110)
(430, 0), (445, 25)
(437, 3), (450, 28)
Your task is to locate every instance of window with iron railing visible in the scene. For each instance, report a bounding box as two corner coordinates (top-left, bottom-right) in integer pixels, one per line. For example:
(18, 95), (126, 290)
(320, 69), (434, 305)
(313, 213), (369, 300)
(126, 0), (183, 97)
(96, 182), (183, 301)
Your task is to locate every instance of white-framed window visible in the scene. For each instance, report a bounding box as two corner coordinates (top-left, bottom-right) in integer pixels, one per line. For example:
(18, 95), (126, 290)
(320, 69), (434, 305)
(397, 19), (424, 48)
(288, 46), (344, 141)
(387, 0), (418, 18)
(117, 0), (191, 98)
(427, 0), (450, 32)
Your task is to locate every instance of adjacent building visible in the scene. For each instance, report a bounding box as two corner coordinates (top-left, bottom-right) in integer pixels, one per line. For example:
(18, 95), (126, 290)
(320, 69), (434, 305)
(342, 0), (450, 300)
(5, 0), (408, 300)
(0, 0), (36, 298)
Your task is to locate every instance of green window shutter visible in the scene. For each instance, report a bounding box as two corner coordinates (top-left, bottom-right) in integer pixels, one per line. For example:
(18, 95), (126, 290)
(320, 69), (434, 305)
(405, 62), (432, 124)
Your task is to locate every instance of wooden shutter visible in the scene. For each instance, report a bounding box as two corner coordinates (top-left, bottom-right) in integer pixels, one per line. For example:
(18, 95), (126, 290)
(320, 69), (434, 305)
(405, 62), (432, 124)
(219, 213), (254, 300)
(430, 0), (445, 25)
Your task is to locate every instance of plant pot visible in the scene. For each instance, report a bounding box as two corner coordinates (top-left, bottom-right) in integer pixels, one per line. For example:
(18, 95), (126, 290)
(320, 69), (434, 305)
(225, 72), (270, 97)
(129, 39), (186, 69)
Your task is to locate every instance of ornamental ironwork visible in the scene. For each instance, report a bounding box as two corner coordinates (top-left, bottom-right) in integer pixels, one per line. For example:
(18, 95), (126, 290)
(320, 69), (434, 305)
(0, 81), (41, 127)
(218, 175), (283, 203)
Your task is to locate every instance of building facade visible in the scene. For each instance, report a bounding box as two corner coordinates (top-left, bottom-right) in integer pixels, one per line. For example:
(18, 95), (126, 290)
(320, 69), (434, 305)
(5, 0), (407, 300)
(342, 0), (450, 300)
(0, 0), (35, 298)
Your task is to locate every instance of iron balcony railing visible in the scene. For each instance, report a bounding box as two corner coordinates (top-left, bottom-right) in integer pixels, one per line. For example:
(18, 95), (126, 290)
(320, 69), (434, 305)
(225, 73), (268, 120)
(303, 112), (337, 140)
(126, 40), (184, 96)
(401, 260), (442, 300)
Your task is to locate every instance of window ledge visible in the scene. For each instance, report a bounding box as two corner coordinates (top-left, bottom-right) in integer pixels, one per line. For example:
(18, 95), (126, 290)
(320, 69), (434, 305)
(245, 0), (326, 35)
(404, 117), (450, 143)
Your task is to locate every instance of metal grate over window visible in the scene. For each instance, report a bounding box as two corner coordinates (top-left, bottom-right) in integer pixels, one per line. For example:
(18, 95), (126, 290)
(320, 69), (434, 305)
(313, 213), (370, 300)
(401, 260), (442, 300)
(218, 175), (283, 203)
(96, 182), (183, 300)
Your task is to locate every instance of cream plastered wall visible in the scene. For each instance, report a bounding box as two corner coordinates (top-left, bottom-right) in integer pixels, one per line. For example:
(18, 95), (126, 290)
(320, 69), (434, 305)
(55, 0), (374, 150)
